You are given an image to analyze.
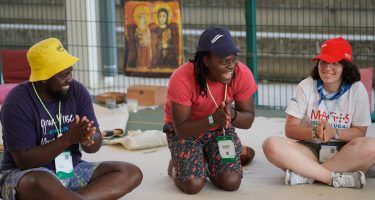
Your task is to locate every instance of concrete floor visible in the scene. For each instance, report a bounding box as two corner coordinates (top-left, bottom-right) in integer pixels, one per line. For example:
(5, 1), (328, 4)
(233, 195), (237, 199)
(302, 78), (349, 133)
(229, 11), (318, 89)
(83, 106), (375, 200)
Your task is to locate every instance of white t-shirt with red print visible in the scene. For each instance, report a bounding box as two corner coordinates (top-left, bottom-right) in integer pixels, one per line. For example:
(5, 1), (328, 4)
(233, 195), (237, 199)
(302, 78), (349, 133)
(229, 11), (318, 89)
(286, 76), (371, 129)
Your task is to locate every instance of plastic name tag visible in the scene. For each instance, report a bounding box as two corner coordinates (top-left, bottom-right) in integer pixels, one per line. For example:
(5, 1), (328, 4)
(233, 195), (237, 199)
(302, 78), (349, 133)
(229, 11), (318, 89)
(55, 151), (74, 180)
(319, 145), (337, 163)
(217, 136), (236, 163)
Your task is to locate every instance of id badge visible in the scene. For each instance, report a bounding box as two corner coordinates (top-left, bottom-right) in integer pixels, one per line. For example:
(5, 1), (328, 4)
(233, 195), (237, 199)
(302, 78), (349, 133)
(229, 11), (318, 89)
(217, 136), (236, 163)
(319, 145), (337, 163)
(55, 151), (74, 180)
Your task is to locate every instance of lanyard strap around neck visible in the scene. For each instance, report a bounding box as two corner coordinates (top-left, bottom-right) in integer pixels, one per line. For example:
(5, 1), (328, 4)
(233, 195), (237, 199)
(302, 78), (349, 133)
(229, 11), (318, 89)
(32, 83), (62, 137)
(317, 80), (351, 105)
(206, 82), (227, 108)
(207, 82), (228, 135)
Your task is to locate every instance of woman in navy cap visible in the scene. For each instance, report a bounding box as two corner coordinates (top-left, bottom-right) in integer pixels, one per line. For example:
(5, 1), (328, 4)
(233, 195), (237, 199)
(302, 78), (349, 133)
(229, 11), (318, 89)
(263, 37), (375, 189)
(163, 27), (257, 194)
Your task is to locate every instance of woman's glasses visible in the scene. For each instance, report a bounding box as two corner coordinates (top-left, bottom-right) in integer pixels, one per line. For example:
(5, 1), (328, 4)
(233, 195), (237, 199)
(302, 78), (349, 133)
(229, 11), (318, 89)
(319, 60), (342, 71)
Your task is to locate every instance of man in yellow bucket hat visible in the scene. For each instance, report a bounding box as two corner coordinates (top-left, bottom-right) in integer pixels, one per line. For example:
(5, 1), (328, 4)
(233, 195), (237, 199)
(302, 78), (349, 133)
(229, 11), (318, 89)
(0, 38), (142, 199)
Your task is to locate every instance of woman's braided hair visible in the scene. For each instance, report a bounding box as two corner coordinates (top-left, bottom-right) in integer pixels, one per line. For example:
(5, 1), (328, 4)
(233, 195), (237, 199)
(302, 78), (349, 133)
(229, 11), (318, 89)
(191, 51), (210, 97)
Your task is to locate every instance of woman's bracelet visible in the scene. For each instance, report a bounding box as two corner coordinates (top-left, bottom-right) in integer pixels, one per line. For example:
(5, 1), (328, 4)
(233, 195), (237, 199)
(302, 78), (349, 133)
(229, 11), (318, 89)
(208, 114), (215, 126)
(334, 128), (340, 140)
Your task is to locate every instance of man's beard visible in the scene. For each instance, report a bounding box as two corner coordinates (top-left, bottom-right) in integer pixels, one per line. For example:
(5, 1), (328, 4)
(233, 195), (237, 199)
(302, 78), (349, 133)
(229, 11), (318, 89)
(47, 89), (68, 101)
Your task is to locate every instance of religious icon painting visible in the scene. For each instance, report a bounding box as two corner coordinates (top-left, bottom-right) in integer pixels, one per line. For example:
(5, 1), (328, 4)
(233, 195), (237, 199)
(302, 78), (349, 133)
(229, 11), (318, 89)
(124, 0), (183, 77)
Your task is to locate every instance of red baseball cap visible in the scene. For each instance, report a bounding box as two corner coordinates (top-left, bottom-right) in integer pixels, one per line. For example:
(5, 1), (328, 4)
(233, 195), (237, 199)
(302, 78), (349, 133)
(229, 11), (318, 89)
(312, 37), (352, 63)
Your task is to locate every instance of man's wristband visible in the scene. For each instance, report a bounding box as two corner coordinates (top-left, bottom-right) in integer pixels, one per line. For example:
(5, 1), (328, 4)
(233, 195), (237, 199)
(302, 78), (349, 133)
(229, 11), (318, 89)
(208, 114), (215, 126)
(231, 109), (237, 122)
(311, 126), (316, 139)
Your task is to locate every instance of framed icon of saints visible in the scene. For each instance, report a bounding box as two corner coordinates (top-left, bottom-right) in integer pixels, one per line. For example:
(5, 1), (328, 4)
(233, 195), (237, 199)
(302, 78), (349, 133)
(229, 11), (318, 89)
(124, 0), (183, 77)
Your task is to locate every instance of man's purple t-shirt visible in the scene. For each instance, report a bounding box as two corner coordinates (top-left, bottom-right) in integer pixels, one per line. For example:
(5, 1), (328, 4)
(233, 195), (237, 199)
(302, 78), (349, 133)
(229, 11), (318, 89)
(0, 80), (99, 171)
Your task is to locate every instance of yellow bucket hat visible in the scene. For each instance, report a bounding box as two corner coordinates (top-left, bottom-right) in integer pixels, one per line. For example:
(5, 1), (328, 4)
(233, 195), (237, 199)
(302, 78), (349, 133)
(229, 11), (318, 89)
(27, 38), (79, 82)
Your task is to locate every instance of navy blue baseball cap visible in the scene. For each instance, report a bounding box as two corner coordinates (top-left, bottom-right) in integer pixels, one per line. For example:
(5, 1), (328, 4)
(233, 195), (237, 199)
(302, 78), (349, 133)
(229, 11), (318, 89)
(197, 27), (240, 58)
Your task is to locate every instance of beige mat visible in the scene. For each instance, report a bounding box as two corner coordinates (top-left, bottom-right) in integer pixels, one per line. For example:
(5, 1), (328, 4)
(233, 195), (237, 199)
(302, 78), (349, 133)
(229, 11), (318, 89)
(83, 117), (375, 200)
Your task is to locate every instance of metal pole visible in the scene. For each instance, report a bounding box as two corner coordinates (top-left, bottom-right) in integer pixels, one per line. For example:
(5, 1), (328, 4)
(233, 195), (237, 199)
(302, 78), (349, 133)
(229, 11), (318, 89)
(245, 0), (258, 106)
(100, 0), (118, 77)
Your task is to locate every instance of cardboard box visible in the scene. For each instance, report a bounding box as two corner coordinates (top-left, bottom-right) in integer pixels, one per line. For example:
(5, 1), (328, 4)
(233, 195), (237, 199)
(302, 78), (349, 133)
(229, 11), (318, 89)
(127, 85), (168, 106)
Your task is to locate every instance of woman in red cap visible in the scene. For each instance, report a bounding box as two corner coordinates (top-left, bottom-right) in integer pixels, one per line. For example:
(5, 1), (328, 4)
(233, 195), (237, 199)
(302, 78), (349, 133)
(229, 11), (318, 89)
(163, 27), (257, 194)
(263, 37), (375, 188)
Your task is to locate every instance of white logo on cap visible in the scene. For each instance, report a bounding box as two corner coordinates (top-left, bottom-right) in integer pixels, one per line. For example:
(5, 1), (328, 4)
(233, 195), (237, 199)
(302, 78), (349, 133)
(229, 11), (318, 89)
(321, 44), (327, 48)
(345, 53), (351, 59)
(211, 34), (224, 43)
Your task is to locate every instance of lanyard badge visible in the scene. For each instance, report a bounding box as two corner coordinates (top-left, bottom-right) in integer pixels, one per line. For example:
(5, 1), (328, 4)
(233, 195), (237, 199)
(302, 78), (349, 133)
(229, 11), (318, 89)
(32, 83), (74, 180)
(319, 145), (337, 163)
(207, 82), (235, 163)
(216, 135), (236, 163)
(55, 151), (74, 180)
